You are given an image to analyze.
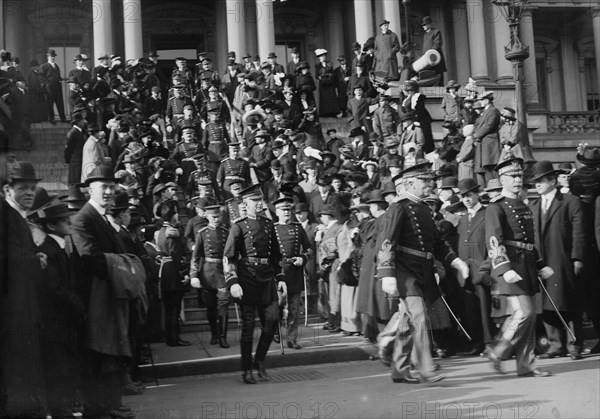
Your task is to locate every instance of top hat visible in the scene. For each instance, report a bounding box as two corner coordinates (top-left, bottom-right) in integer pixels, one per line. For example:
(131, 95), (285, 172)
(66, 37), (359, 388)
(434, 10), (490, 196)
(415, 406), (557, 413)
(495, 157), (524, 175)
(84, 165), (116, 185)
(240, 184), (263, 200)
(392, 161), (433, 184)
(421, 16), (433, 26)
(457, 178), (480, 195)
(484, 178), (503, 192)
(501, 107), (517, 120)
(366, 189), (386, 204)
(529, 160), (560, 182)
(379, 19), (391, 27)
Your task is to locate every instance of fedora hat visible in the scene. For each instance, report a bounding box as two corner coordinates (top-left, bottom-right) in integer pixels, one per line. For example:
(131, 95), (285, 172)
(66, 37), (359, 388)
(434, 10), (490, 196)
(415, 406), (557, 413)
(529, 160), (560, 182)
(28, 187), (58, 216)
(8, 161), (41, 183)
(110, 190), (130, 211)
(457, 178), (480, 196)
(267, 52), (277, 59)
(34, 202), (75, 221)
(84, 165), (115, 185)
(421, 16), (433, 26)
(484, 178), (503, 192)
(97, 53), (110, 60)
(293, 203), (309, 214)
(71, 112), (85, 125)
(381, 181), (397, 197)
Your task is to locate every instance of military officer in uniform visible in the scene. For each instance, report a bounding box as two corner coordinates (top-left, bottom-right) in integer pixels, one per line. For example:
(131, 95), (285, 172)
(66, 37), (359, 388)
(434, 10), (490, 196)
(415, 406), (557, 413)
(170, 123), (203, 189)
(190, 205), (232, 348)
(166, 86), (194, 135)
(273, 197), (312, 349)
(199, 85), (231, 125)
(223, 184), (287, 384)
(156, 202), (192, 347)
(377, 161), (469, 384)
(223, 180), (246, 226)
(485, 157), (552, 377)
(217, 142), (251, 194)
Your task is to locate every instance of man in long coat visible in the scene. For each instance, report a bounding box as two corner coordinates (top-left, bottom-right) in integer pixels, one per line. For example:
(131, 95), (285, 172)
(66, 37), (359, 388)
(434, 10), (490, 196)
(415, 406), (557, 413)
(529, 161), (585, 359)
(64, 113), (88, 186)
(1, 162), (47, 417)
(420, 16), (447, 83)
(472, 92), (501, 187)
(373, 20), (401, 81)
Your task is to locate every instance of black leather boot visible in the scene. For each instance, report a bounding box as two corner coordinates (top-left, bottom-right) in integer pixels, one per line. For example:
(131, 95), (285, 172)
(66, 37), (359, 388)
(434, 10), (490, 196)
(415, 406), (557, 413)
(254, 359), (268, 381)
(242, 370), (256, 384)
(207, 309), (218, 345)
(218, 315), (230, 348)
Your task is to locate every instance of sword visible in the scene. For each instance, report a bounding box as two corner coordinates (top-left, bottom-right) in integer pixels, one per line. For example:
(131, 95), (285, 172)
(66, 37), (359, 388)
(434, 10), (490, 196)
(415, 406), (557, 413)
(537, 276), (576, 342)
(279, 321), (285, 355)
(439, 292), (473, 342)
(234, 302), (241, 326)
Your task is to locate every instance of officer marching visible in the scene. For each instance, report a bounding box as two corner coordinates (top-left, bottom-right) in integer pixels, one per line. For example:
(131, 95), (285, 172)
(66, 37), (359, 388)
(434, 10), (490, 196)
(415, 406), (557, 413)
(273, 197), (312, 349)
(485, 157), (553, 377)
(223, 184), (287, 384)
(190, 205), (232, 348)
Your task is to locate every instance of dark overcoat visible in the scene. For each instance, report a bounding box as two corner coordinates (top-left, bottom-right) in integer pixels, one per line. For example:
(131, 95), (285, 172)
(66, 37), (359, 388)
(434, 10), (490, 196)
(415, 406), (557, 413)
(472, 105), (501, 170)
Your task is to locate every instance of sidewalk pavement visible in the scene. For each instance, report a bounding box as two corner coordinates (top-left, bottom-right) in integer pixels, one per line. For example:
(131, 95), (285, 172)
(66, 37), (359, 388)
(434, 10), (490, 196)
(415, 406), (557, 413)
(140, 320), (377, 380)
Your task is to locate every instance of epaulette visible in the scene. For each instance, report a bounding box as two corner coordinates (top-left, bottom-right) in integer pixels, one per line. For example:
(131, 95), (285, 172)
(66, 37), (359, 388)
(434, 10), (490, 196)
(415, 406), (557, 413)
(198, 226), (209, 234)
(235, 216), (248, 223)
(490, 195), (504, 203)
(165, 226), (180, 238)
(221, 157), (230, 163)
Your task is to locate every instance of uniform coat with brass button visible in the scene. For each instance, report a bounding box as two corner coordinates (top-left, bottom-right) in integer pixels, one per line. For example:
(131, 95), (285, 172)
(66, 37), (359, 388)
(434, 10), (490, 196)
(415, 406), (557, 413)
(274, 222), (311, 294)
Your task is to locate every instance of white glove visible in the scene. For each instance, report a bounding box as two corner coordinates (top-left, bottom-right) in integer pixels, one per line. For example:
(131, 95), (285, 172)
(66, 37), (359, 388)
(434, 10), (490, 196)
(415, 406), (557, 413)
(539, 266), (555, 280)
(503, 270), (523, 284)
(175, 168), (183, 175)
(381, 277), (397, 295)
(434, 273), (440, 285)
(166, 125), (173, 133)
(230, 283), (243, 299)
(278, 281), (288, 297)
(37, 252), (48, 269)
(292, 257), (304, 267)
(451, 258), (469, 280)
(190, 277), (201, 289)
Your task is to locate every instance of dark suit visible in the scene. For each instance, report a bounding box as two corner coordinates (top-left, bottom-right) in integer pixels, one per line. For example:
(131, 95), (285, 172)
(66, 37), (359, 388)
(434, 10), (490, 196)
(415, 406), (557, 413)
(0, 200), (46, 416)
(65, 126), (86, 185)
(71, 201), (127, 414)
(473, 105), (501, 186)
(422, 27), (447, 77)
(457, 206), (493, 348)
(400, 92), (434, 153)
(309, 190), (333, 218)
(532, 190), (585, 355)
(40, 61), (66, 121)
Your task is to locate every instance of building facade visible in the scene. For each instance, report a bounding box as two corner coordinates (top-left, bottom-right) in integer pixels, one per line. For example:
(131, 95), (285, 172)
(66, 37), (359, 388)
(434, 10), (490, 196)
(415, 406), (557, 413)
(2, 0), (599, 135)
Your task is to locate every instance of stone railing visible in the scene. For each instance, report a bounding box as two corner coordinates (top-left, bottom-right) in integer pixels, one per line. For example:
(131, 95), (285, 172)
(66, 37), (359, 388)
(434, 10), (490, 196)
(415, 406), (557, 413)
(547, 111), (600, 134)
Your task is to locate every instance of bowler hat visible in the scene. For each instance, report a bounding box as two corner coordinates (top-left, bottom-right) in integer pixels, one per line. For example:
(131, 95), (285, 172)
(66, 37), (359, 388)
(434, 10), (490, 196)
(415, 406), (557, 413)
(87, 123), (101, 133)
(316, 176), (330, 186)
(529, 160), (560, 182)
(9, 161), (41, 183)
(293, 203), (309, 213)
(270, 160), (282, 169)
(27, 187), (58, 216)
(457, 178), (480, 195)
(421, 16), (433, 26)
(281, 173), (299, 185)
(267, 52), (277, 59)
(290, 47), (300, 55)
(110, 190), (130, 211)
(46, 49), (57, 57)
(440, 176), (458, 190)
(366, 189), (386, 204)
(84, 165), (115, 185)
(557, 162), (574, 174)
(252, 55), (260, 62)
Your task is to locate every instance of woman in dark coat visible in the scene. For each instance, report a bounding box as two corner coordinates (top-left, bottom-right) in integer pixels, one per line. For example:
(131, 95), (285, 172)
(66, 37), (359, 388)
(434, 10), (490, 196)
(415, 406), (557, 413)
(295, 62), (316, 105)
(315, 50), (339, 117)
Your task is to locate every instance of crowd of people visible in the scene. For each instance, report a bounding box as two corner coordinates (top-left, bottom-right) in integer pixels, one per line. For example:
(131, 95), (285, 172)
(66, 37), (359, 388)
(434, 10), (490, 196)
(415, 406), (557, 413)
(1, 14), (600, 419)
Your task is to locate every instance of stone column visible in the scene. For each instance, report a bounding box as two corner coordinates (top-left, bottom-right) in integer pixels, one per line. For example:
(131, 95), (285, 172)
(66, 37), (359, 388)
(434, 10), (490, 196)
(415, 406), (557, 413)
(92, 0), (114, 58)
(520, 7), (539, 105)
(560, 30), (582, 110)
(215, 0), (228, 74)
(466, 0), (489, 81)
(225, 0), (246, 59)
(3, 0), (22, 58)
(123, 0), (143, 60)
(327, 1), (344, 62)
(0, 0), (5, 50)
(256, 0), (275, 62)
(487, 0), (512, 84)
(244, 0), (258, 57)
(382, 0), (402, 41)
(593, 7), (600, 105)
(354, 0), (373, 45)
(577, 50), (587, 110)
(452, 2), (471, 84)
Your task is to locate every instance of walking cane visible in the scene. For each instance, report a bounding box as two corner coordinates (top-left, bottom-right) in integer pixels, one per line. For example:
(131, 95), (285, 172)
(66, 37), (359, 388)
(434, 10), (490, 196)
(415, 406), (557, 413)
(537, 276), (576, 342)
